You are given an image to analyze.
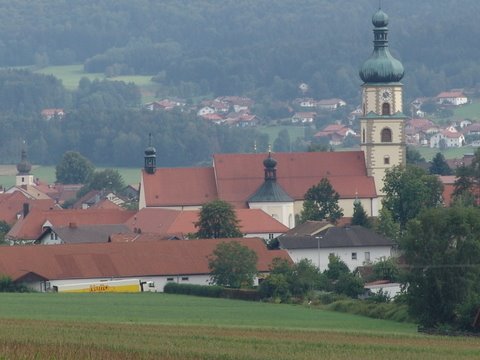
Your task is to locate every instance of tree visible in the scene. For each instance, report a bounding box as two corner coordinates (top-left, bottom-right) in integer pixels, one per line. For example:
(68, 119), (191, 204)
(76, 169), (125, 199)
(300, 178), (343, 224)
(208, 241), (258, 288)
(351, 200), (371, 228)
(400, 207), (480, 330)
(429, 152), (452, 175)
(406, 147), (426, 166)
(382, 165), (443, 229)
(273, 129), (291, 152)
(0, 220), (10, 244)
(371, 257), (400, 282)
(375, 207), (400, 242)
(55, 151), (94, 184)
(195, 200), (243, 239)
(324, 254), (350, 281)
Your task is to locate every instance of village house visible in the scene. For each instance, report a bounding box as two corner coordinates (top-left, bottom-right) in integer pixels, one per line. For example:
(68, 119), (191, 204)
(314, 124), (356, 145)
(316, 98), (347, 111)
(291, 111), (316, 124)
(125, 208), (288, 241)
(41, 108), (65, 120)
(6, 208), (135, 244)
(436, 91), (468, 106)
(0, 238), (291, 292)
(35, 223), (131, 245)
(277, 225), (395, 271)
(430, 130), (465, 148)
(405, 118), (439, 145)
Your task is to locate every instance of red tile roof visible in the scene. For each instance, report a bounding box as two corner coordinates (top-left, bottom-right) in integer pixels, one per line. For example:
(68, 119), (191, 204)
(142, 167), (218, 207)
(437, 91), (466, 98)
(7, 208), (135, 241)
(0, 238), (290, 281)
(213, 152), (376, 206)
(126, 208), (288, 235)
(0, 192), (58, 225)
(142, 152), (377, 209)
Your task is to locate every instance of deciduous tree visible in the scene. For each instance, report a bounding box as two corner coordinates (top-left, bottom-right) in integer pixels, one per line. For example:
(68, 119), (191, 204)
(55, 151), (94, 184)
(300, 178), (343, 224)
(208, 241), (258, 288)
(400, 207), (480, 330)
(382, 165), (443, 229)
(195, 200), (243, 239)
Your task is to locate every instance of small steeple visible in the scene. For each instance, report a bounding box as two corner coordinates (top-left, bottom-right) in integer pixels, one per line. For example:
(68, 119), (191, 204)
(144, 133), (156, 174)
(16, 142), (32, 175)
(263, 150), (277, 181)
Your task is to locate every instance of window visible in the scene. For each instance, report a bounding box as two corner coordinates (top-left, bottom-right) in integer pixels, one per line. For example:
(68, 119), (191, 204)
(352, 252), (357, 260)
(181, 277), (189, 281)
(382, 102), (391, 115)
(381, 128), (392, 143)
(268, 233), (274, 240)
(365, 252), (371, 262)
(167, 277), (174, 282)
(362, 129), (366, 143)
(384, 156), (390, 165)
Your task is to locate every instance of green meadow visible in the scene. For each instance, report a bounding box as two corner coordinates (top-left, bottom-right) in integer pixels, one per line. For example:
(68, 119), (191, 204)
(0, 165), (141, 190)
(0, 293), (477, 359)
(34, 64), (158, 101)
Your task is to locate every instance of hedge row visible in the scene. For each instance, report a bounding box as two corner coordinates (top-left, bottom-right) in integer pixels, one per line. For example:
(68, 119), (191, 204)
(326, 299), (412, 323)
(163, 283), (261, 301)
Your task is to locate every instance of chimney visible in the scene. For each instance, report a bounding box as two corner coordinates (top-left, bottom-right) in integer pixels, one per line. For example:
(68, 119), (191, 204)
(69, 222), (77, 229)
(22, 203), (29, 218)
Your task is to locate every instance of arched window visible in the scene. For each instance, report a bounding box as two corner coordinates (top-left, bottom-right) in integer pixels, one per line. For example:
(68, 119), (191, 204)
(362, 129), (366, 143)
(382, 102), (390, 115)
(381, 128), (392, 143)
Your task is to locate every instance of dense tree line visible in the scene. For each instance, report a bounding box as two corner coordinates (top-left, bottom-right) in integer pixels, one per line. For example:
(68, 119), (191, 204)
(0, 1), (478, 103)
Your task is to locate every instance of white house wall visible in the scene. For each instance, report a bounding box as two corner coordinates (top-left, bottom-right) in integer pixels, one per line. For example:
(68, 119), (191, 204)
(25, 273), (265, 293)
(287, 245), (392, 272)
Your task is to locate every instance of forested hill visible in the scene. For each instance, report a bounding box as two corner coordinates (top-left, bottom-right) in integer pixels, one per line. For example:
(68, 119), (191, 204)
(0, 0), (478, 101)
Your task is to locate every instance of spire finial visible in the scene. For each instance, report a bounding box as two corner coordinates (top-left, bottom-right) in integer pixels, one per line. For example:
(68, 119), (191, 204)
(253, 140), (257, 153)
(379, 0), (382, 9)
(148, 133), (152, 146)
(268, 143), (272, 154)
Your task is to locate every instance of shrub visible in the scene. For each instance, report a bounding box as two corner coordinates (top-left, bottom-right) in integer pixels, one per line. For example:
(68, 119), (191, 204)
(0, 276), (30, 292)
(163, 283), (223, 298)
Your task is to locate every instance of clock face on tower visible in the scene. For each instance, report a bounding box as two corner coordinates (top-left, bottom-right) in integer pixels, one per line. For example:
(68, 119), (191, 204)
(381, 88), (392, 101)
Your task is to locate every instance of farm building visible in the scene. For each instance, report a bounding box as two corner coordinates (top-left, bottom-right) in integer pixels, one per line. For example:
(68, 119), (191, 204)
(0, 238), (290, 292)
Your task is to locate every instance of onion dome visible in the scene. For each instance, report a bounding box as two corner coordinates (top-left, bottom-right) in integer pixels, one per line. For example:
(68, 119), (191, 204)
(144, 145), (156, 156)
(17, 149), (32, 174)
(372, 9), (388, 27)
(263, 152), (277, 170)
(144, 133), (156, 174)
(359, 9), (404, 83)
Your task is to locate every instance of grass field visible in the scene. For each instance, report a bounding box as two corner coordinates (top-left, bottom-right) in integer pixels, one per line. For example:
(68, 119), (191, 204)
(0, 293), (478, 359)
(34, 64), (158, 101)
(0, 165), (141, 190)
(257, 125), (309, 144)
(414, 145), (477, 161)
(453, 101), (480, 121)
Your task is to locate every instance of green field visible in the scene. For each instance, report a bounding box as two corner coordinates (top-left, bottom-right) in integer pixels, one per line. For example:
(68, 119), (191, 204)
(34, 64), (158, 101)
(0, 293), (477, 359)
(0, 166), (141, 189)
(257, 125), (309, 144)
(414, 145), (477, 161)
(453, 101), (480, 121)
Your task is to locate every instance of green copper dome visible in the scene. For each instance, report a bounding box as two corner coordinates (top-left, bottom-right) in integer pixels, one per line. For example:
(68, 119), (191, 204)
(17, 149), (32, 174)
(372, 9), (388, 27)
(359, 9), (404, 83)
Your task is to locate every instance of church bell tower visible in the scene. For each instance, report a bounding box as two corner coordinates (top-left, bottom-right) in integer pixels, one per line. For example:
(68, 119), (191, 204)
(359, 8), (407, 195)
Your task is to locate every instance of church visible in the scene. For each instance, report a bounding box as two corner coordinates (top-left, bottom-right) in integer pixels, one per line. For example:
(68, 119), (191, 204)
(139, 8), (406, 229)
